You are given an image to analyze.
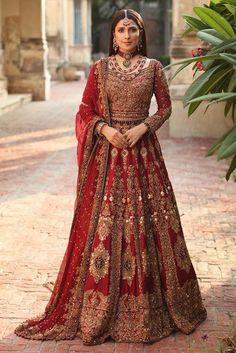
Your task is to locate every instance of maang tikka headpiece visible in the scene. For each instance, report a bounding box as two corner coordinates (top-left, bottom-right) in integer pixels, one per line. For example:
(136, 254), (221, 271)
(123, 9), (131, 26)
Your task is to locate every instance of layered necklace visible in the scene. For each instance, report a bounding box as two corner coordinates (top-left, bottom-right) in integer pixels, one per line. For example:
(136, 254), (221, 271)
(110, 54), (147, 81)
(114, 51), (144, 73)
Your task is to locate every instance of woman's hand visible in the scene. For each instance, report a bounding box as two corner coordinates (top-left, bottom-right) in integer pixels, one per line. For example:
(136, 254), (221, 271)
(123, 123), (148, 148)
(100, 125), (129, 149)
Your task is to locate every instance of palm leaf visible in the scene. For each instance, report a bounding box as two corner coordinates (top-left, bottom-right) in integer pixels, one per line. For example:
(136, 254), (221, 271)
(188, 92), (236, 103)
(227, 70), (236, 91)
(197, 30), (224, 45)
(220, 53), (236, 64)
(170, 62), (190, 80)
(194, 6), (235, 38)
(206, 127), (234, 156)
(218, 126), (236, 159)
(226, 154), (236, 180)
(210, 37), (236, 53)
(183, 15), (209, 31)
(164, 54), (221, 71)
(183, 65), (221, 105)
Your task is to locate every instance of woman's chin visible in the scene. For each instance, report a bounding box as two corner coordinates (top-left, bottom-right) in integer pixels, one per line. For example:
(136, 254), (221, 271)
(119, 45), (137, 53)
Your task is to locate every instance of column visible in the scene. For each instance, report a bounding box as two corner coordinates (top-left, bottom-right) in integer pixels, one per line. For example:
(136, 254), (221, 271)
(81, 0), (88, 45)
(3, 0), (50, 100)
(0, 0), (7, 100)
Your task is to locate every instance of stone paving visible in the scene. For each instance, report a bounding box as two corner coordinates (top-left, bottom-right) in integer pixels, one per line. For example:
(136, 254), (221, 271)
(0, 80), (235, 353)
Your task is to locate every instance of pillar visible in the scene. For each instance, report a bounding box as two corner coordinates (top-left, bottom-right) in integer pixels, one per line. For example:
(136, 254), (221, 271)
(0, 0), (7, 100)
(3, 0), (50, 100)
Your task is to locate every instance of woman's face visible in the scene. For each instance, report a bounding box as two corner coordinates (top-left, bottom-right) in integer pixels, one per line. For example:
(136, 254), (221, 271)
(113, 18), (141, 53)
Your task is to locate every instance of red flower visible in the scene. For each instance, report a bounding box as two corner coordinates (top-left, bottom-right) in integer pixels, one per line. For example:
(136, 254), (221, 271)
(191, 47), (208, 71)
(196, 62), (204, 71)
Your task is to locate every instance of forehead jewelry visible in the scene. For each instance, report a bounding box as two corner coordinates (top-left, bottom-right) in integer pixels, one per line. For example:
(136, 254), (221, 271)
(123, 9), (131, 26)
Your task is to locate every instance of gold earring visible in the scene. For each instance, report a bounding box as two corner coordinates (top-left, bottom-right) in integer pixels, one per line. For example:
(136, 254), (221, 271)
(113, 37), (118, 52)
(137, 37), (142, 51)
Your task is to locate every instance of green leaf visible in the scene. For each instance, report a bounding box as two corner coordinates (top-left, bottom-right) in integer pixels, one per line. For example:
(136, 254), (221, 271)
(221, 0), (236, 6)
(206, 127), (234, 156)
(218, 126), (236, 159)
(183, 15), (209, 31)
(183, 65), (220, 105)
(226, 153), (236, 180)
(225, 4), (236, 14)
(182, 27), (194, 37)
(188, 92), (236, 103)
(170, 62), (190, 80)
(220, 53), (236, 64)
(211, 0), (221, 5)
(227, 70), (236, 90)
(210, 37), (236, 53)
(194, 6), (235, 38)
(164, 54), (221, 70)
(224, 100), (233, 116)
(186, 77), (220, 115)
(197, 30), (224, 45)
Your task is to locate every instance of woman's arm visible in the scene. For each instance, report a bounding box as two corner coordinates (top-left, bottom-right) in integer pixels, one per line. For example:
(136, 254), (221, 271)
(144, 60), (172, 134)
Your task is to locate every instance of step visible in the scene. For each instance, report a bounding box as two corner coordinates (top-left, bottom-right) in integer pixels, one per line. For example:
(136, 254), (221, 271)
(0, 93), (32, 116)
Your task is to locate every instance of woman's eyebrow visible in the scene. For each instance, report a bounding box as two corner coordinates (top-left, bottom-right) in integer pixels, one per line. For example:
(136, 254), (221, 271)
(116, 25), (138, 29)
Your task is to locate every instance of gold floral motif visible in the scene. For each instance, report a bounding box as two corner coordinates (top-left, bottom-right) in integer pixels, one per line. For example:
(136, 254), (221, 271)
(89, 243), (110, 283)
(111, 147), (118, 169)
(131, 145), (139, 164)
(140, 145), (148, 169)
(121, 148), (129, 170)
(97, 203), (113, 241)
(174, 235), (192, 273)
(122, 245), (136, 286)
(123, 206), (132, 244)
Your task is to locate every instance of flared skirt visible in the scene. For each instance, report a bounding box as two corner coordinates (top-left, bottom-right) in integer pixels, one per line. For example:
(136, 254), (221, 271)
(14, 121), (207, 344)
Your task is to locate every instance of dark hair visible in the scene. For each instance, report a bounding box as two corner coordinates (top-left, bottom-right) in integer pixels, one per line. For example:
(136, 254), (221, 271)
(109, 9), (147, 57)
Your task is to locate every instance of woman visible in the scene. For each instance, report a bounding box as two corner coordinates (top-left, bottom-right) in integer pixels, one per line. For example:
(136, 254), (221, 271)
(14, 8), (207, 345)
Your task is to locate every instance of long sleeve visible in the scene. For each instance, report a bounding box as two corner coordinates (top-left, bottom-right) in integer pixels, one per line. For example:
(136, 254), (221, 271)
(144, 60), (172, 134)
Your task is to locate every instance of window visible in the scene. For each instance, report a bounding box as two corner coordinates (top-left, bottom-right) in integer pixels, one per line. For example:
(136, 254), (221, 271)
(74, 0), (81, 44)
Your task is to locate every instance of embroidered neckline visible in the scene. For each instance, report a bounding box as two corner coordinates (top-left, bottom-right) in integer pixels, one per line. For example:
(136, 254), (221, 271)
(108, 56), (152, 81)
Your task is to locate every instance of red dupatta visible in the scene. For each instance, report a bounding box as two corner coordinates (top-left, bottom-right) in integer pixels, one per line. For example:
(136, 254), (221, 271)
(74, 58), (110, 211)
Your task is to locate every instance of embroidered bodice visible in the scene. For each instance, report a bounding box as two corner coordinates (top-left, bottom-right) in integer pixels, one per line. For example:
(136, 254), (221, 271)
(105, 55), (172, 132)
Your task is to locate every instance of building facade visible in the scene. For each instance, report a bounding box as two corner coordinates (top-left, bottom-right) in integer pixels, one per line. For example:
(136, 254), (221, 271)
(0, 0), (92, 101)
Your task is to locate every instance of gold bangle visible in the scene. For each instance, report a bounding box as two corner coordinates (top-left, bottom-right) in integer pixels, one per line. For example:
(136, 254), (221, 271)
(96, 122), (107, 136)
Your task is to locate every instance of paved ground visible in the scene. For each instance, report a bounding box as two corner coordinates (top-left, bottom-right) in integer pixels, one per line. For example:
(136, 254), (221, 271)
(0, 80), (235, 353)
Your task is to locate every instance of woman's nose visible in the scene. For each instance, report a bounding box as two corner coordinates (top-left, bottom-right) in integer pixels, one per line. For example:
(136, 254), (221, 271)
(124, 30), (130, 39)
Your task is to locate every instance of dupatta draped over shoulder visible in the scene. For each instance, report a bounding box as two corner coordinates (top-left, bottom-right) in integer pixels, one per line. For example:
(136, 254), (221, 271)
(14, 57), (207, 345)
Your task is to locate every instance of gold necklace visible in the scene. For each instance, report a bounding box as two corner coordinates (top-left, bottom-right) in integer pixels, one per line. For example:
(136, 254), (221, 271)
(117, 48), (139, 68)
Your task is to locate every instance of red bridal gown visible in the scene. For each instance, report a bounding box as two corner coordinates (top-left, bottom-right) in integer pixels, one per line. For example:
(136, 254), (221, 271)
(14, 56), (207, 344)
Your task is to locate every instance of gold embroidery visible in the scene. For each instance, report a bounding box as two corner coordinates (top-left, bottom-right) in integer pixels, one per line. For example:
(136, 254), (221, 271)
(121, 148), (129, 170)
(110, 147), (118, 169)
(174, 235), (192, 273)
(97, 203), (113, 241)
(122, 245), (136, 286)
(14, 57), (207, 345)
(89, 243), (110, 283)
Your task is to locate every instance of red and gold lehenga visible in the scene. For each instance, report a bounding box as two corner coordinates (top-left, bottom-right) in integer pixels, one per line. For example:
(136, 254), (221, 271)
(14, 56), (207, 345)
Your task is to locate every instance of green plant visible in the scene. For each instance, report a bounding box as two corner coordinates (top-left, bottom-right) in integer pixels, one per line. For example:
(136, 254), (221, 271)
(165, 0), (236, 181)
